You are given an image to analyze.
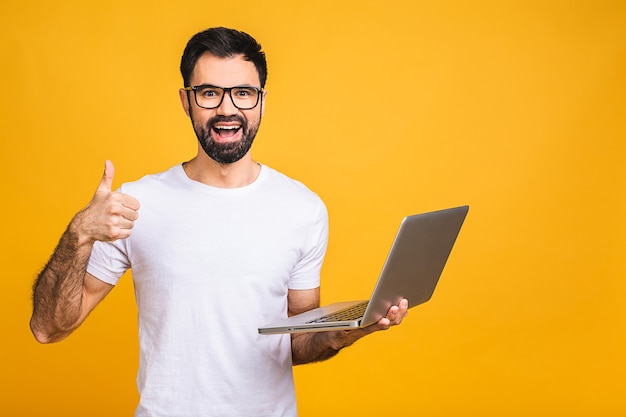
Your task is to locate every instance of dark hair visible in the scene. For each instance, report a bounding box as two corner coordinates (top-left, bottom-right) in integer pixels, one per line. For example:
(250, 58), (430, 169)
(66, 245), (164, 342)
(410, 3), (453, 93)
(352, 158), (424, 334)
(180, 27), (267, 88)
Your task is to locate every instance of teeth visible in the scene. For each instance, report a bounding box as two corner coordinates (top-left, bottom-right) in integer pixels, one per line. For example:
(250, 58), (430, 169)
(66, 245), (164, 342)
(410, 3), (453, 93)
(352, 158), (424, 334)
(214, 126), (239, 130)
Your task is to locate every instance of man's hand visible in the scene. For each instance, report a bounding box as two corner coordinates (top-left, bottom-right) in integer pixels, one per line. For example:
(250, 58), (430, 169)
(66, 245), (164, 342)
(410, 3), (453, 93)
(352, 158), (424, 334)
(291, 299), (410, 365)
(370, 298), (409, 331)
(73, 160), (140, 243)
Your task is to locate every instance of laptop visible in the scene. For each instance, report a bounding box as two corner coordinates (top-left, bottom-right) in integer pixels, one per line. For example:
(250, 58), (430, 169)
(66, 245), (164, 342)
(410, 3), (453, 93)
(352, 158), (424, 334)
(258, 205), (469, 335)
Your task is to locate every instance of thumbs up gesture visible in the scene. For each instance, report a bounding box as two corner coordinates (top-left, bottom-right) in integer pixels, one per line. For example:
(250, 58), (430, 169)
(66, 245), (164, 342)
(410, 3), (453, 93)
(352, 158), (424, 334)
(73, 161), (140, 243)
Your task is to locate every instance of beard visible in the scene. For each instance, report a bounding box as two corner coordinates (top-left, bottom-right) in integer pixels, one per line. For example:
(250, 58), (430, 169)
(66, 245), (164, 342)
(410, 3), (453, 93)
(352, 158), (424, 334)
(191, 113), (261, 164)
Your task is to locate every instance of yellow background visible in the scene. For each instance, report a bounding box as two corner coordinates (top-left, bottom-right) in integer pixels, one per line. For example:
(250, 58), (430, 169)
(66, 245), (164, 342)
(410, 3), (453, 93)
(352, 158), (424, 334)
(1, 1), (624, 416)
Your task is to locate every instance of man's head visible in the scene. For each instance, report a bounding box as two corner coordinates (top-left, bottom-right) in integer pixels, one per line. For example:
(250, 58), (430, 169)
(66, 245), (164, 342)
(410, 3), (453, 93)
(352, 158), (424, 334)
(180, 27), (268, 165)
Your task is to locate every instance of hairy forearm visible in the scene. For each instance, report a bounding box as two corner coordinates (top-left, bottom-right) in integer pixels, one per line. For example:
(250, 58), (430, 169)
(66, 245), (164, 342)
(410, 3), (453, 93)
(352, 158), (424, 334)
(30, 215), (94, 343)
(291, 327), (373, 365)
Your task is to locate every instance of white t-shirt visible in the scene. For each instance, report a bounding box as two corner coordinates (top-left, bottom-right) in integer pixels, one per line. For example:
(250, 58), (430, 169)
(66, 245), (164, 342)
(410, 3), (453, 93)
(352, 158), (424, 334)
(87, 163), (328, 417)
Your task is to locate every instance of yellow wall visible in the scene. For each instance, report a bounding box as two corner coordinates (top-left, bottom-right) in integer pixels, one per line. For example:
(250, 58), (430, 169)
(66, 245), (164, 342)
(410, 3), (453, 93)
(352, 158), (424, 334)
(1, 1), (624, 416)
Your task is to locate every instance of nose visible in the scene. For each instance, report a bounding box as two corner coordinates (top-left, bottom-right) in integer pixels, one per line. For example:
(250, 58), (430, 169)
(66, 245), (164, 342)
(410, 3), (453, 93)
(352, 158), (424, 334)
(215, 90), (239, 116)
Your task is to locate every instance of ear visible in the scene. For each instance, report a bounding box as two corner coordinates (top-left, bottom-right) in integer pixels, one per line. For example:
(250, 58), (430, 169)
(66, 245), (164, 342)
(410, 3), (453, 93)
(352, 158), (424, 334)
(179, 88), (191, 117)
(260, 89), (268, 117)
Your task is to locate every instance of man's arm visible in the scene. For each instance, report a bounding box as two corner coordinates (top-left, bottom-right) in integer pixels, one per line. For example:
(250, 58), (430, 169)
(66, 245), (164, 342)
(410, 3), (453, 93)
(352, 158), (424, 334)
(289, 288), (408, 365)
(30, 225), (114, 343)
(30, 161), (140, 343)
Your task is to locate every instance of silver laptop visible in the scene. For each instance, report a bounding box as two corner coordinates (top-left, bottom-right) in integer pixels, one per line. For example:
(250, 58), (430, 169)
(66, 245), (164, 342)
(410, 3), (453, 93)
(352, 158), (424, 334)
(258, 205), (469, 335)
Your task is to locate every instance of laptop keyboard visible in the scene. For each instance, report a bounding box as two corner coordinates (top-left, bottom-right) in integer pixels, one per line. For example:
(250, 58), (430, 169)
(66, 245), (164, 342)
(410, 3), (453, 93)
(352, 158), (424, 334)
(307, 301), (369, 324)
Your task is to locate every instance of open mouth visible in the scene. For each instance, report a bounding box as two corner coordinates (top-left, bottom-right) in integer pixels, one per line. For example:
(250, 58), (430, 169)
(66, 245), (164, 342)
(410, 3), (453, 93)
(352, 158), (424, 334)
(211, 125), (242, 140)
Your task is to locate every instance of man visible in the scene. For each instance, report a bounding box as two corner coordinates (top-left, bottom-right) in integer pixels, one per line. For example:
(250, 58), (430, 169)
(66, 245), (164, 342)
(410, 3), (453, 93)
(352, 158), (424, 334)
(30, 27), (408, 416)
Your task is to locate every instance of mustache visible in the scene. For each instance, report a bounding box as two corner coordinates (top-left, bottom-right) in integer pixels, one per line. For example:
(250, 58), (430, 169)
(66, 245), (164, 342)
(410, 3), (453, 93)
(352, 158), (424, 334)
(207, 115), (247, 128)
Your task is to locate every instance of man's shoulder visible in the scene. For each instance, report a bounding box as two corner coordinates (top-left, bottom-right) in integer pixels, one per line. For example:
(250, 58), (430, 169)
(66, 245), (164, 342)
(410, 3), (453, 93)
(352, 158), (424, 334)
(261, 165), (324, 201)
(262, 165), (315, 193)
(120, 164), (182, 190)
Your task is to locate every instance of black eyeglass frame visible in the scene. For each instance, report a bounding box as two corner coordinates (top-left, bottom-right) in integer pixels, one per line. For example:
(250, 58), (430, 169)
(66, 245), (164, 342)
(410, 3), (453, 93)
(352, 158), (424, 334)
(184, 84), (264, 110)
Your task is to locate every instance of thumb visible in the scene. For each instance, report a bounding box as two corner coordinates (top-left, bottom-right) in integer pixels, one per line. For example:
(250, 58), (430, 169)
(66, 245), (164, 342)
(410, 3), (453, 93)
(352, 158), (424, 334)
(97, 160), (115, 193)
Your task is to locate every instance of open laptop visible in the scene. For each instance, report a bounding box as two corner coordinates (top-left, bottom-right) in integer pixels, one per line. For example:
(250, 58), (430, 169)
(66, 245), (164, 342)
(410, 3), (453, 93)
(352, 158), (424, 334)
(258, 205), (469, 335)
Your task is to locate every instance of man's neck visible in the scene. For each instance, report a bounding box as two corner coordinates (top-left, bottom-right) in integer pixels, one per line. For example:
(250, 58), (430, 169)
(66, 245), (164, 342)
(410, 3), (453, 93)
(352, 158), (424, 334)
(183, 152), (261, 188)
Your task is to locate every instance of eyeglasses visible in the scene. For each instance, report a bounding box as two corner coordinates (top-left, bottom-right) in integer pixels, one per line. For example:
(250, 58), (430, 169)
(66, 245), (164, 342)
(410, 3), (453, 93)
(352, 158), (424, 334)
(184, 84), (263, 110)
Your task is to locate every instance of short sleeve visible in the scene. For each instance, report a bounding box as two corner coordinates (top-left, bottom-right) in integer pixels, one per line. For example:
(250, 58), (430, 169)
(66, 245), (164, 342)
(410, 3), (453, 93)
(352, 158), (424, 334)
(86, 239), (131, 285)
(287, 200), (329, 290)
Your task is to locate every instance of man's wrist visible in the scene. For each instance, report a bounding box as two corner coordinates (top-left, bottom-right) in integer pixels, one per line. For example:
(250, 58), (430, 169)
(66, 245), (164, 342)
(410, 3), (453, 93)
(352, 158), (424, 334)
(328, 328), (368, 351)
(67, 211), (96, 248)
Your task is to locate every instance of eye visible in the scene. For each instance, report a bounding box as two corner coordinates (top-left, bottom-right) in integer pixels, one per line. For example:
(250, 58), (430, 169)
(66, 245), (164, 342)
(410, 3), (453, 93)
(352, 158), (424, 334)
(234, 88), (257, 98)
(197, 86), (221, 98)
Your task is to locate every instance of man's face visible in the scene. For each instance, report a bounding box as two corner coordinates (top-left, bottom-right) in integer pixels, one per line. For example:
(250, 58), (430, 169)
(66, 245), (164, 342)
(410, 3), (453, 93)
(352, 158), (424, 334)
(180, 52), (265, 164)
